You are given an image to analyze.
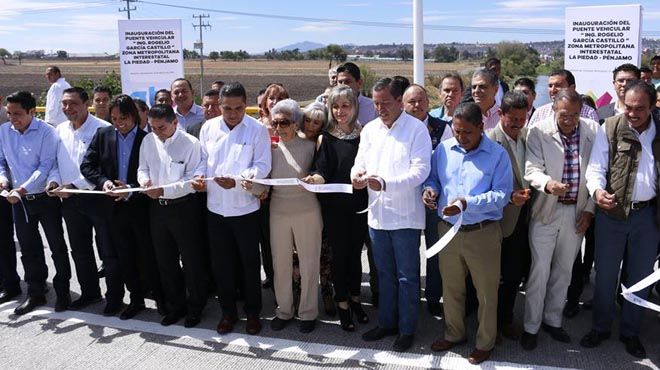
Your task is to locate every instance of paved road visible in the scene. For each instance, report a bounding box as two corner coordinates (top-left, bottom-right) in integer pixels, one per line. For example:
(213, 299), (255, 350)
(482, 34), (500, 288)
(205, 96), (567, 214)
(1, 228), (659, 369)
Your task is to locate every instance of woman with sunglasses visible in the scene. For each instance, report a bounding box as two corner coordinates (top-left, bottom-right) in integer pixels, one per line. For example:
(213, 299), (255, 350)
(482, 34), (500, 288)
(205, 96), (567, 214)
(244, 99), (322, 333)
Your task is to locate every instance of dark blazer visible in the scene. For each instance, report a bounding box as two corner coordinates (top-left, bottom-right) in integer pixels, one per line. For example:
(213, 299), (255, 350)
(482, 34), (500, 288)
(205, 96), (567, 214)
(186, 120), (205, 139)
(427, 115), (450, 150)
(460, 79), (509, 103)
(80, 125), (146, 190)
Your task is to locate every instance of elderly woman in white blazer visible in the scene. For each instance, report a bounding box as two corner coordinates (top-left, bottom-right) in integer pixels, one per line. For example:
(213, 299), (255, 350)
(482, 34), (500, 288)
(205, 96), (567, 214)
(520, 89), (597, 350)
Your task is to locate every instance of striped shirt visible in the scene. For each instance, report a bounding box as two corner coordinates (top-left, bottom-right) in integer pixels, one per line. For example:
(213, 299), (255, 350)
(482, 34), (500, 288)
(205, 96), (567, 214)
(559, 128), (580, 202)
(528, 102), (598, 127)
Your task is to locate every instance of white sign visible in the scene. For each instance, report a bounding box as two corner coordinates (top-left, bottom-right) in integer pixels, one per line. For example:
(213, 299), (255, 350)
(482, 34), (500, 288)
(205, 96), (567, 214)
(118, 19), (184, 105)
(564, 5), (642, 108)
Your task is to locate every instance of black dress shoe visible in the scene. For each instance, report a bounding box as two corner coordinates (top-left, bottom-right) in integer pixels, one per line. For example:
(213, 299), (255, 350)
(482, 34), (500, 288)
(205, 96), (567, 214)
(427, 301), (442, 316)
(393, 334), (414, 352)
(520, 331), (538, 350)
(299, 320), (316, 333)
(0, 289), (21, 304)
(119, 302), (145, 320)
(562, 302), (580, 318)
(103, 302), (123, 316)
(541, 323), (571, 343)
(271, 317), (292, 331)
(362, 326), (398, 341)
(54, 295), (71, 312)
(184, 314), (201, 328)
(580, 330), (611, 348)
(69, 295), (103, 310)
(161, 311), (185, 326)
(619, 335), (646, 358)
(14, 296), (47, 315)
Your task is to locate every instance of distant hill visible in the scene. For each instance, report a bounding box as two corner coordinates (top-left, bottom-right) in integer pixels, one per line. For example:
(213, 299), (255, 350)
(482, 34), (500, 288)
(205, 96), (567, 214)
(277, 41), (325, 52)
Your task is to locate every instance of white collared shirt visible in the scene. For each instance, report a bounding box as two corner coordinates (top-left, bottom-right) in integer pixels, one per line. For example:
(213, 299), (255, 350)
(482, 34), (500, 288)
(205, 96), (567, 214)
(586, 116), (657, 201)
(199, 114), (271, 217)
(351, 111), (432, 230)
(51, 113), (110, 189)
(198, 115), (224, 153)
(45, 77), (71, 126)
(138, 129), (202, 199)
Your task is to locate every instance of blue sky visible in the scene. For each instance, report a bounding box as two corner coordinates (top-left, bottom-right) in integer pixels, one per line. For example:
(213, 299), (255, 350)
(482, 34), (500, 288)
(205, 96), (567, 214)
(1, 0), (658, 55)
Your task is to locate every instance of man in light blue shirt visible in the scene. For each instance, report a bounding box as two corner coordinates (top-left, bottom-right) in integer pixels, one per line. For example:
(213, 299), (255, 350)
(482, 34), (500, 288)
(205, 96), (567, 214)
(172, 78), (205, 131)
(0, 91), (71, 315)
(423, 102), (512, 365)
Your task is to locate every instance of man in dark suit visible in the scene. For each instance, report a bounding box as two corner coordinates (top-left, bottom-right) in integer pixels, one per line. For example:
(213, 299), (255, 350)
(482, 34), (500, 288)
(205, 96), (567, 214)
(186, 89), (222, 139)
(403, 84), (452, 316)
(486, 92), (531, 341)
(81, 94), (163, 319)
(461, 58), (510, 106)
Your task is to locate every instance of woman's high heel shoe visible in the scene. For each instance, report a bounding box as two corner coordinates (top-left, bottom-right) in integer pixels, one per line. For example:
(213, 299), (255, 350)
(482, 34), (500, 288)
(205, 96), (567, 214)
(350, 301), (369, 324)
(337, 306), (355, 331)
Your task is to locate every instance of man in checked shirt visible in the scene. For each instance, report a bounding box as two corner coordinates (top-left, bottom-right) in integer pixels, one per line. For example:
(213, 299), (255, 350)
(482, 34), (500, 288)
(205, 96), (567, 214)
(521, 89), (598, 350)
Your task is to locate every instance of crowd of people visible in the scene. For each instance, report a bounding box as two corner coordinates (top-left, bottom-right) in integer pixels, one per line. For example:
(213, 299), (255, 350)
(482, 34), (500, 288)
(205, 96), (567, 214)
(0, 56), (659, 365)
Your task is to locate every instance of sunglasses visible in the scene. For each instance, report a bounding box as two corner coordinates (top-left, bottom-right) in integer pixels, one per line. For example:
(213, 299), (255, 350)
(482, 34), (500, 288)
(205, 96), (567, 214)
(271, 119), (292, 128)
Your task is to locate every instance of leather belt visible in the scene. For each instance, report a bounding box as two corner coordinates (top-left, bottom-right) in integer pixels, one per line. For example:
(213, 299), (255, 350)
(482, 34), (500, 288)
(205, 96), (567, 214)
(441, 219), (495, 232)
(24, 192), (47, 201)
(156, 194), (193, 206)
(558, 199), (577, 205)
(631, 198), (656, 211)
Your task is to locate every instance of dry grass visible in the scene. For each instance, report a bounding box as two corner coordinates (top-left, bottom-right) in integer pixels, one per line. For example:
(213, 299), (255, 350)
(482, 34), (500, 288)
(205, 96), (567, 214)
(0, 59), (476, 106)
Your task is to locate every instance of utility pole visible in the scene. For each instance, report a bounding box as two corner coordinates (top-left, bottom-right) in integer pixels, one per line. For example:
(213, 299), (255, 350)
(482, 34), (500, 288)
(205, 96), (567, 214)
(118, 0), (137, 19)
(193, 14), (211, 97)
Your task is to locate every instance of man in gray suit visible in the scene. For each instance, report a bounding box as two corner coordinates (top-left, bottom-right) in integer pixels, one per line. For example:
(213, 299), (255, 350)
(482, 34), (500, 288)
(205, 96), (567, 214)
(521, 89), (597, 350)
(486, 91), (531, 341)
(597, 64), (640, 123)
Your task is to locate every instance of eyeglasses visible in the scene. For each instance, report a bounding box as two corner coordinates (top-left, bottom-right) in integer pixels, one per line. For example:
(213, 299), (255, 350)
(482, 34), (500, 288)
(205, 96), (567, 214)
(271, 119), (292, 128)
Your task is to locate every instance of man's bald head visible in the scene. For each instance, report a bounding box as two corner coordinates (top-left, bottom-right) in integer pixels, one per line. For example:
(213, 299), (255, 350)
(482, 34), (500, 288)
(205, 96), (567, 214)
(403, 84), (430, 121)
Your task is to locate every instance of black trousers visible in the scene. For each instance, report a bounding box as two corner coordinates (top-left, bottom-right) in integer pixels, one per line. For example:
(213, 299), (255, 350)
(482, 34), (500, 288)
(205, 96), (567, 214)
(150, 196), (207, 315)
(0, 199), (19, 292)
(62, 195), (113, 299)
(12, 196), (71, 298)
(112, 197), (163, 305)
(497, 214), (531, 326)
(208, 210), (262, 317)
(324, 205), (367, 303)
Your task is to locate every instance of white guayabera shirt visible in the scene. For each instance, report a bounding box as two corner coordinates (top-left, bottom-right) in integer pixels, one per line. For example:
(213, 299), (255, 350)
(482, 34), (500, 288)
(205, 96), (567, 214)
(137, 128), (202, 200)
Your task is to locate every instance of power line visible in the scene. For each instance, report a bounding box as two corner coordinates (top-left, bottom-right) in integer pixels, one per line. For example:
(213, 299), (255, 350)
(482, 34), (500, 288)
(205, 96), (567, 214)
(119, 0), (138, 19)
(193, 14), (211, 97)
(137, 0), (660, 37)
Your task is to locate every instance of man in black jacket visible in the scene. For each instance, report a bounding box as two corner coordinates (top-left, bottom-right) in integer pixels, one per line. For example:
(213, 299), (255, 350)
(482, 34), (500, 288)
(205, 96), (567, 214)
(81, 94), (163, 319)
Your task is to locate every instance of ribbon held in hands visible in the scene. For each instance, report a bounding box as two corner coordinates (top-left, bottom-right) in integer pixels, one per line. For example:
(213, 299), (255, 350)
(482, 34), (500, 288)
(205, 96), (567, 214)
(424, 200), (464, 259)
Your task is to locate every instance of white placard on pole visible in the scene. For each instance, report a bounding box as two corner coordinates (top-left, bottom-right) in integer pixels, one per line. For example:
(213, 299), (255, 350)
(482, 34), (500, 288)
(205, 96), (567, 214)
(564, 5), (642, 108)
(118, 19), (184, 105)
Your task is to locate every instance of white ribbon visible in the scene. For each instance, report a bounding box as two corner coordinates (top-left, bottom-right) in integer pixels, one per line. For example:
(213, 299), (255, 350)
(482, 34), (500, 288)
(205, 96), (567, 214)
(57, 177), (353, 196)
(1, 190), (30, 223)
(356, 177), (385, 214)
(620, 268), (660, 313)
(425, 200), (464, 259)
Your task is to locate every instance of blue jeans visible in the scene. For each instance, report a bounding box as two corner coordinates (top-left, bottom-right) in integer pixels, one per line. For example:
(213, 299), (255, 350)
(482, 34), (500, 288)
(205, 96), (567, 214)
(424, 208), (442, 303)
(368, 227), (421, 335)
(592, 206), (660, 336)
